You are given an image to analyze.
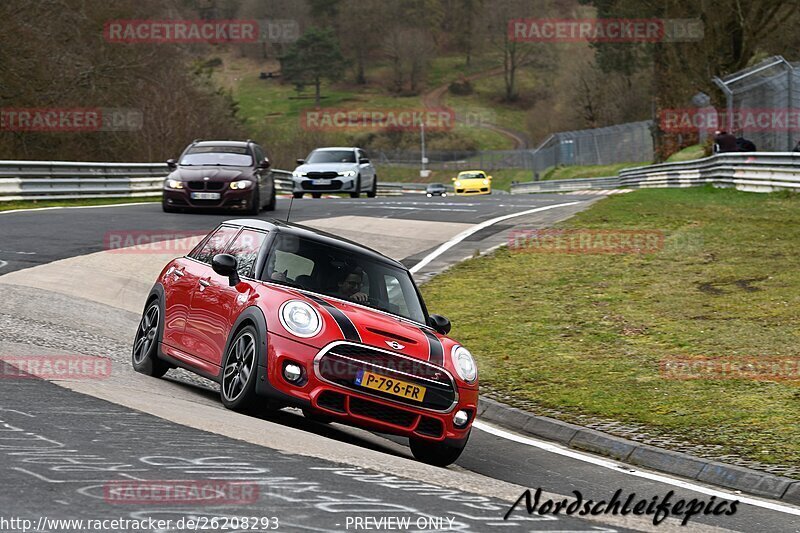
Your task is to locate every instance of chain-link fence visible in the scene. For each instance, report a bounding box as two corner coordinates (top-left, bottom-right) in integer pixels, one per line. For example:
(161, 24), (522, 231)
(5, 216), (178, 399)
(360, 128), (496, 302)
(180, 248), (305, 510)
(375, 120), (654, 177)
(713, 56), (799, 152)
(529, 121), (653, 173)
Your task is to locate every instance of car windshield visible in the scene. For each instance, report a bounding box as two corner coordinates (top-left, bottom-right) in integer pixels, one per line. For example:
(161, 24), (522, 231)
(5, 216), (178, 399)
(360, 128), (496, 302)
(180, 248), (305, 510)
(180, 146), (253, 167)
(306, 150), (356, 164)
(428, 183), (444, 188)
(263, 233), (426, 324)
(459, 173), (483, 179)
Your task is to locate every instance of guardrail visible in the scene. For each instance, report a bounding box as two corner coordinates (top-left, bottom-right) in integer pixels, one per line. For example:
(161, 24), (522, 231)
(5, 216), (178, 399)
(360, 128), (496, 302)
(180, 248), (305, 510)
(510, 176), (620, 194)
(511, 153), (800, 195)
(0, 161), (428, 201)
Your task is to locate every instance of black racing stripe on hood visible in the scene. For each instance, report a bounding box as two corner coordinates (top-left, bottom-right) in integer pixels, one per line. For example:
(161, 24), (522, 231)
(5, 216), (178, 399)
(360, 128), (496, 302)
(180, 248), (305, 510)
(307, 294), (361, 342)
(421, 328), (444, 366)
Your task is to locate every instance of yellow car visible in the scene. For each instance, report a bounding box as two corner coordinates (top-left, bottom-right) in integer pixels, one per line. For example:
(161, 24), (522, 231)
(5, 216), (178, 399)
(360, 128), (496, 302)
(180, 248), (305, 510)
(453, 170), (492, 195)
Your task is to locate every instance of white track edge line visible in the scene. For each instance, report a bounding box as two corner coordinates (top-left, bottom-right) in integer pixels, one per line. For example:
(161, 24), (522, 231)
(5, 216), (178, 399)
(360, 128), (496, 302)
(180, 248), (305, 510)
(474, 421), (800, 516)
(409, 201), (582, 273)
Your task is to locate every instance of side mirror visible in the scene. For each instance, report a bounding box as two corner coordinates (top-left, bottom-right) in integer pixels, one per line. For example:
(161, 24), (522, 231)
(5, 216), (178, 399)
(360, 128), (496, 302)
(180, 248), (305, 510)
(212, 254), (240, 286)
(451, 177), (457, 182)
(296, 158), (305, 165)
(427, 314), (451, 335)
(487, 175), (493, 180)
(259, 158), (271, 169)
(166, 158), (177, 170)
(360, 158), (370, 164)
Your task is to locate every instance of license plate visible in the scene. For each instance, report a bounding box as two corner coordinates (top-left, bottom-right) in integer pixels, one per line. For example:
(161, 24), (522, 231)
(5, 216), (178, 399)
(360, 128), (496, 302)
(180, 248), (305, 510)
(191, 192), (221, 200)
(312, 179), (332, 185)
(355, 370), (426, 402)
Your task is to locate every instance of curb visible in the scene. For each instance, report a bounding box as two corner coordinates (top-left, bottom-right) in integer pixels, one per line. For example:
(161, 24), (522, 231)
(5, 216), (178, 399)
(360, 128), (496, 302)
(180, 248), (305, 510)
(477, 397), (800, 505)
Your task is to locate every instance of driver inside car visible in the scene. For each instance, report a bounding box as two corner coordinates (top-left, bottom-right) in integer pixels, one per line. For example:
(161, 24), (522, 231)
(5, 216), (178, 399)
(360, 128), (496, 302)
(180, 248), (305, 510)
(335, 266), (368, 303)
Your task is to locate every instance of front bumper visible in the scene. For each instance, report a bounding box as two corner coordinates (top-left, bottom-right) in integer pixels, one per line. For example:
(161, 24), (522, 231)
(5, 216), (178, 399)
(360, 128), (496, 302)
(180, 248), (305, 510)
(258, 334), (477, 442)
(163, 187), (255, 210)
(455, 187), (490, 195)
(292, 176), (356, 193)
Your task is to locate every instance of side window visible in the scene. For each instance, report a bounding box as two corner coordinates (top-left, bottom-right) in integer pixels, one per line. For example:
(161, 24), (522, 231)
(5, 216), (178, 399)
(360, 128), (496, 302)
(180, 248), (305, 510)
(190, 226), (240, 264)
(384, 274), (408, 316)
(226, 229), (268, 278)
(271, 250), (314, 281)
(253, 145), (265, 165)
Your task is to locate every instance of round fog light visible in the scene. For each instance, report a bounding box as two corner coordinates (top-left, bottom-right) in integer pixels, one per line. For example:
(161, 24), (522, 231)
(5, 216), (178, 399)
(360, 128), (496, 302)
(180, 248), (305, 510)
(283, 363), (302, 383)
(453, 409), (469, 428)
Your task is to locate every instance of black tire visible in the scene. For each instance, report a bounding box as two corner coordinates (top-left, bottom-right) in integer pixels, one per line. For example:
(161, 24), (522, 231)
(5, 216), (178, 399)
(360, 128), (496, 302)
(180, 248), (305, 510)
(302, 408), (334, 424)
(265, 185), (277, 211)
(292, 191), (304, 199)
(245, 189), (260, 215)
(132, 300), (170, 378)
(349, 176), (361, 198)
(311, 192), (322, 199)
(366, 175), (377, 198)
(220, 325), (260, 412)
(409, 433), (470, 467)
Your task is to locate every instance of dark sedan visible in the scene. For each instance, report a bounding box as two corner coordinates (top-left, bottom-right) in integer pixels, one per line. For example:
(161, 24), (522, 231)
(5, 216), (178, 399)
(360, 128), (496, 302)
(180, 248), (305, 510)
(426, 183), (448, 197)
(162, 140), (276, 214)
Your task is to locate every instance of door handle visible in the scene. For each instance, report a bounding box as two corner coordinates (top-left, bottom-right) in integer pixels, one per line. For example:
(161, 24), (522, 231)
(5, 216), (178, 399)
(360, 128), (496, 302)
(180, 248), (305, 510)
(173, 269), (185, 278)
(198, 279), (211, 287)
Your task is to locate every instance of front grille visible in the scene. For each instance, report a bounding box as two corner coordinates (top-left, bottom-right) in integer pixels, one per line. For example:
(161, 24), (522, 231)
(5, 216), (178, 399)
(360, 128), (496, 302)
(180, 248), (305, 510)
(187, 181), (227, 191)
(301, 179), (343, 191)
(306, 171), (340, 179)
(316, 342), (456, 411)
(415, 417), (444, 438)
(349, 397), (417, 428)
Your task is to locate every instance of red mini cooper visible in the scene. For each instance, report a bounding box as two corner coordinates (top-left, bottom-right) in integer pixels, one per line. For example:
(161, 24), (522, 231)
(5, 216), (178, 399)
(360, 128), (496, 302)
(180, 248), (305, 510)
(132, 219), (478, 466)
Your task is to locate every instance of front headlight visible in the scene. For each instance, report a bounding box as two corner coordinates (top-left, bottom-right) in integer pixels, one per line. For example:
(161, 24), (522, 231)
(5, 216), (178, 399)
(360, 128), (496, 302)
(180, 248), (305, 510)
(230, 180), (252, 190)
(279, 300), (322, 338)
(165, 179), (183, 189)
(341, 170), (357, 178)
(451, 345), (477, 384)
(483, 179), (489, 185)
(454, 181), (461, 187)
(292, 171), (305, 178)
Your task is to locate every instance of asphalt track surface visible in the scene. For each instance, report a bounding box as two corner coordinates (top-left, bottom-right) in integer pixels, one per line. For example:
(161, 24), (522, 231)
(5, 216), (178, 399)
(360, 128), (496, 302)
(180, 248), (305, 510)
(1, 194), (799, 532)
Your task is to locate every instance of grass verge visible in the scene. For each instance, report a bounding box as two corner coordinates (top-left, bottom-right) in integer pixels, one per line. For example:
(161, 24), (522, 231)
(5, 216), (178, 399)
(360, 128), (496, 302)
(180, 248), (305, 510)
(0, 197), (159, 212)
(421, 186), (800, 468)
(542, 162), (647, 180)
(666, 144), (707, 162)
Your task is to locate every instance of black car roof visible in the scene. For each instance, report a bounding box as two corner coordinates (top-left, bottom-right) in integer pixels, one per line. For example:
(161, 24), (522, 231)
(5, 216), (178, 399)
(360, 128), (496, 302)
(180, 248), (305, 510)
(191, 140), (253, 148)
(224, 218), (405, 269)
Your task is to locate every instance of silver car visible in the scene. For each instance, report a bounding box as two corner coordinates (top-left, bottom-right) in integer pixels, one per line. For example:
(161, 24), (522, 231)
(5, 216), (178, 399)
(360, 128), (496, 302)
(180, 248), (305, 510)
(292, 147), (377, 199)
